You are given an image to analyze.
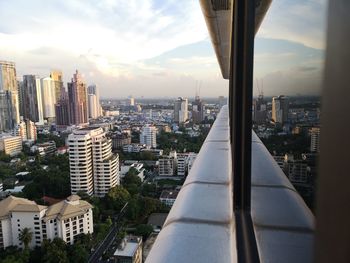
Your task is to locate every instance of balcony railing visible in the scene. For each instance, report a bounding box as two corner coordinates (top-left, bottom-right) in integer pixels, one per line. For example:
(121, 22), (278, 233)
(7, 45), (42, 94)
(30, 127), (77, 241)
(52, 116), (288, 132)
(145, 105), (314, 263)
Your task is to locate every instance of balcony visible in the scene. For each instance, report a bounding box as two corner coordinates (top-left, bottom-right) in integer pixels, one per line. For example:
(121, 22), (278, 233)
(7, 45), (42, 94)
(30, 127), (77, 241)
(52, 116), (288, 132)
(146, 106), (314, 262)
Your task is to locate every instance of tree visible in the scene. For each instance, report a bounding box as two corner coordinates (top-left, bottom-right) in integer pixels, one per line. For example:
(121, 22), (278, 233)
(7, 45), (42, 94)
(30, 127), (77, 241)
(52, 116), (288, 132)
(140, 197), (160, 217)
(68, 243), (88, 263)
(19, 228), (32, 250)
(106, 186), (130, 210)
(123, 169), (142, 186)
(135, 224), (153, 240)
(42, 238), (69, 263)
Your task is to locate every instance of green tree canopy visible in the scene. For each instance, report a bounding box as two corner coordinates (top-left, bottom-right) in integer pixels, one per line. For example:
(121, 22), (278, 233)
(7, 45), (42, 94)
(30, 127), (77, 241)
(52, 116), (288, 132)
(19, 228), (32, 250)
(106, 185), (130, 210)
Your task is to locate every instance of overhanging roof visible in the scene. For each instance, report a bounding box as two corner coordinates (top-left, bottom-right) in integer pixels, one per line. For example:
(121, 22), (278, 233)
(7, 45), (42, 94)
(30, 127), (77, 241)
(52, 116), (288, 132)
(200, 0), (272, 79)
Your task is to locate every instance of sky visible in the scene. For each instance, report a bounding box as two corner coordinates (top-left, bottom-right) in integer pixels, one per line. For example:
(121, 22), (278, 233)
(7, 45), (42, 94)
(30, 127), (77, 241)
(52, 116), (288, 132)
(0, 0), (328, 98)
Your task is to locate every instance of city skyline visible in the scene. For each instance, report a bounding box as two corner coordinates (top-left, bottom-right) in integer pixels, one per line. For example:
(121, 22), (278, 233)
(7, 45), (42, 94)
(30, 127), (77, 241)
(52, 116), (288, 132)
(0, 0), (327, 97)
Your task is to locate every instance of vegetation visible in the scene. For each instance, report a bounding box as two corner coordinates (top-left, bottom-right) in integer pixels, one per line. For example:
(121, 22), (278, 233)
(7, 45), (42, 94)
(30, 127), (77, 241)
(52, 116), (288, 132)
(261, 134), (310, 156)
(19, 228), (32, 250)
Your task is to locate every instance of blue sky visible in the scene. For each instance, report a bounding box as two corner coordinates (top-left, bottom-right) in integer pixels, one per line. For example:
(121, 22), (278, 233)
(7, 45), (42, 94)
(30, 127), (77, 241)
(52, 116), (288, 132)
(0, 0), (327, 98)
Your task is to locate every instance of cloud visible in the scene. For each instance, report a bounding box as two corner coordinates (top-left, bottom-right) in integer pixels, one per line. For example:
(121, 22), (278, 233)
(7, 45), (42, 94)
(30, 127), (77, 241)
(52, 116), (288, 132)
(257, 0), (328, 49)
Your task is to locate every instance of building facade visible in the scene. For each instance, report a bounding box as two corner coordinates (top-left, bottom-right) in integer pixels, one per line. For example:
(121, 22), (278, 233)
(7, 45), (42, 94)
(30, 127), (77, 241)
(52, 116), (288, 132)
(68, 70), (88, 125)
(41, 77), (56, 122)
(310, 127), (320, 153)
(140, 125), (157, 148)
(272, 95), (289, 124)
(113, 236), (142, 263)
(0, 195), (93, 249)
(0, 135), (22, 156)
(174, 97), (188, 124)
(50, 70), (63, 103)
(159, 156), (175, 176)
(68, 127), (119, 197)
(22, 75), (44, 125)
(111, 133), (131, 150)
(55, 87), (70, 126)
(192, 96), (205, 124)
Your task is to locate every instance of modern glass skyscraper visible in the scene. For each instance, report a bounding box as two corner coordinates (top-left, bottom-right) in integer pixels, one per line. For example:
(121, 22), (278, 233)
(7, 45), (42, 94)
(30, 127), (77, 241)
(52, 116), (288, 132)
(41, 77), (56, 121)
(50, 70), (63, 103)
(174, 97), (188, 124)
(68, 70), (88, 125)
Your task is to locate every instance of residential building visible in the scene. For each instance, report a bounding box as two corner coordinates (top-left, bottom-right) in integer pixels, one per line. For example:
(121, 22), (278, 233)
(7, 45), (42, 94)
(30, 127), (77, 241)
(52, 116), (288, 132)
(41, 77), (56, 122)
(273, 155), (285, 170)
(113, 236), (142, 263)
(22, 75), (44, 125)
(55, 87), (70, 126)
(192, 96), (205, 124)
(310, 127), (320, 153)
(13, 119), (27, 141)
(68, 127), (119, 197)
(187, 152), (197, 173)
(174, 97), (188, 124)
(159, 190), (179, 207)
(140, 125), (157, 148)
(177, 153), (188, 177)
(283, 154), (308, 185)
(50, 70), (63, 103)
(253, 95), (267, 124)
(272, 95), (289, 124)
(68, 70), (88, 125)
(122, 144), (145, 153)
(0, 91), (14, 131)
(111, 133), (131, 150)
(120, 162), (145, 182)
(159, 156), (175, 176)
(0, 135), (22, 156)
(87, 84), (101, 118)
(0, 195), (93, 249)
(25, 119), (37, 142)
(0, 61), (20, 128)
(30, 141), (56, 156)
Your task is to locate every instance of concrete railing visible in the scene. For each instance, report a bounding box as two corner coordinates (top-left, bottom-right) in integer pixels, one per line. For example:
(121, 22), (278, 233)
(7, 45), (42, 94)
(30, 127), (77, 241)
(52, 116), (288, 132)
(146, 105), (314, 263)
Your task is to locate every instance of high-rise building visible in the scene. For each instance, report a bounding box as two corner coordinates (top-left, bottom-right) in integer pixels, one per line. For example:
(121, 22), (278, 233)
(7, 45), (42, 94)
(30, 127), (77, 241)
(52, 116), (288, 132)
(0, 91), (14, 131)
(0, 61), (20, 129)
(174, 97), (188, 124)
(41, 77), (56, 122)
(55, 87), (70, 126)
(129, 97), (135, 106)
(68, 70), (88, 125)
(140, 125), (157, 148)
(177, 154), (188, 176)
(68, 127), (119, 197)
(50, 70), (63, 103)
(272, 95), (289, 124)
(25, 119), (37, 141)
(310, 127), (320, 153)
(253, 95), (267, 124)
(22, 75), (44, 125)
(192, 96), (205, 124)
(88, 84), (101, 117)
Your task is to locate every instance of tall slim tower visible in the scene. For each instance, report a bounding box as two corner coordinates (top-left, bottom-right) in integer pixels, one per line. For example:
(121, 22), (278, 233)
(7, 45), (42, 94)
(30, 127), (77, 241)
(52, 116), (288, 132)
(41, 77), (56, 122)
(55, 87), (70, 126)
(50, 70), (63, 103)
(174, 97), (188, 124)
(192, 96), (205, 124)
(22, 75), (44, 125)
(0, 61), (20, 130)
(0, 91), (13, 131)
(68, 70), (88, 125)
(87, 84), (101, 118)
(272, 95), (289, 124)
(68, 127), (119, 197)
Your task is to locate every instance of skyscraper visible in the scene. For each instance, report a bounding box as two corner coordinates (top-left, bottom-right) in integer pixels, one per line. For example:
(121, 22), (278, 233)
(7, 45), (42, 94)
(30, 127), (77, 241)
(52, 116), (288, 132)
(310, 127), (320, 153)
(0, 91), (13, 131)
(0, 61), (20, 130)
(253, 95), (267, 124)
(68, 127), (119, 197)
(68, 70), (88, 125)
(87, 84), (101, 118)
(22, 75), (44, 125)
(55, 87), (70, 126)
(50, 70), (63, 103)
(272, 95), (289, 124)
(192, 96), (205, 124)
(140, 124), (157, 148)
(41, 77), (56, 122)
(174, 97), (188, 124)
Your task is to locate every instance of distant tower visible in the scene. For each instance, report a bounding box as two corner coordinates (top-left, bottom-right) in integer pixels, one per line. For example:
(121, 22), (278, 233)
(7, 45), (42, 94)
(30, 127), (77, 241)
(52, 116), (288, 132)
(55, 87), (70, 126)
(174, 97), (188, 124)
(0, 61), (20, 130)
(192, 96), (205, 124)
(129, 96), (135, 106)
(88, 84), (101, 119)
(41, 77), (56, 122)
(22, 75), (44, 125)
(50, 70), (63, 103)
(68, 70), (88, 125)
(272, 95), (289, 124)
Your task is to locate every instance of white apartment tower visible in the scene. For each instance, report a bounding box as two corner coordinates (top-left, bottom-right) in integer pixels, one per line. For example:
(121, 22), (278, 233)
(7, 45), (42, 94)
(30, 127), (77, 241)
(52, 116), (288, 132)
(174, 97), (188, 124)
(140, 125), (157, 148)
(68, 127), (119, 197)
(272, 95), (289, 124)
(87, 84), (101, 118)
(41, 77), (56, 121)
